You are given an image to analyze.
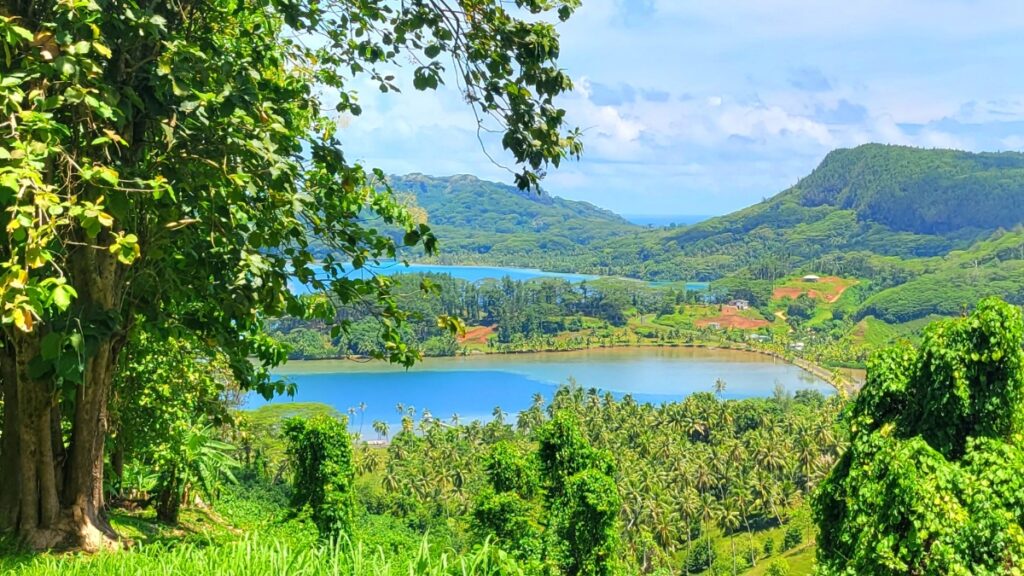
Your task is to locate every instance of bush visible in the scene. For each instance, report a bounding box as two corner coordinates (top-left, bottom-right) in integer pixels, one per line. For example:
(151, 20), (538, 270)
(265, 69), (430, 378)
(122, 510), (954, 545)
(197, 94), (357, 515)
(765, 559), (790, 576)
(685, 539), (716, 573)
(815, 300), (1024, 574)
(283, 415), (355, 539)
(537, 412), (621, 576)
(782, 524), (803, 551)
(762, 536), (775, 557)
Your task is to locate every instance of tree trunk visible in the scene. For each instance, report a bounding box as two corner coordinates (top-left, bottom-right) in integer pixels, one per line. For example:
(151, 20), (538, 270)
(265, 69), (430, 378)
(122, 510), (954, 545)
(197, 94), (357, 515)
(0, 329), (63, 548)
(155, 473), (181, 525)
(62, 248), (123, 550)
(0, 249), (125, 551)
(63, 339), (120, 550)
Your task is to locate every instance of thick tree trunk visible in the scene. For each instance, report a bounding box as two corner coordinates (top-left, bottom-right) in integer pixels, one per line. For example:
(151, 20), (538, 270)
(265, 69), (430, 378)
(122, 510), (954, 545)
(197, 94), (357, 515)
(14, 327), (61, 541)
(0, 249), (125, 551)
(155, 475), (181, 525)
(61, 248), (124, 550)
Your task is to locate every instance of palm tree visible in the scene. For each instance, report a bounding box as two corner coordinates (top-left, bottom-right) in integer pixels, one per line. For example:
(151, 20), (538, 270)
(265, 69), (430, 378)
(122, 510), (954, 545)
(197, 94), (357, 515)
(714, 378), (727, 397)
(381, 467), (401, 493)
(718, 497), (742, 575)
(697, 492), (722, 573)
(491, 406), (506, 425)
(372, 420), (389, 441)
(677, 486), (700, 576)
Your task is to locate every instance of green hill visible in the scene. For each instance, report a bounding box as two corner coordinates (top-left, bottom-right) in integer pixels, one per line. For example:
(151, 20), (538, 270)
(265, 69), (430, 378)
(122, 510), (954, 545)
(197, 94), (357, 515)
(388, 173), (640, 258)
(663, 144), (1024, 268)
(391, 146), (1024, 282)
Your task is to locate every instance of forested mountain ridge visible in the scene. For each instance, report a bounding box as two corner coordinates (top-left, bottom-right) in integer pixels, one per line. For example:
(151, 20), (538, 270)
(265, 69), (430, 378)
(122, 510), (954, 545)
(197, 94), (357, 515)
(664, 144), (1024, 263)
(388, 173), (640, 257)
(388, 146), (1024, 283)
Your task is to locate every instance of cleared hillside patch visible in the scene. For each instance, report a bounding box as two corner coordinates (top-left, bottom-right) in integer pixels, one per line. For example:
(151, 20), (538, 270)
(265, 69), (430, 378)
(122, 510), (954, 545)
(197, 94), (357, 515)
(772, 276), (858, 304)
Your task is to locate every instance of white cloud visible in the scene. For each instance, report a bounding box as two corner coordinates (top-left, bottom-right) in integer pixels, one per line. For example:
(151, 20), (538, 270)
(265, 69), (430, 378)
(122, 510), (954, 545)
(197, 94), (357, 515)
(326, 0), (1024, 214)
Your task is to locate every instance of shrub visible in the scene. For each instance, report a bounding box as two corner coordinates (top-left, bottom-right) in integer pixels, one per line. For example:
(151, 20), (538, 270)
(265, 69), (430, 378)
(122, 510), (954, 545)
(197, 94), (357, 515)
(814, 299), (1024, 574)
(762, 536), (775, 557)
(782, 524), (802, 551)
(537, 412), (621, 576)
(685, 539), (716, 573)
(765, 559), (791, 576)
(283, 415), (355, 539)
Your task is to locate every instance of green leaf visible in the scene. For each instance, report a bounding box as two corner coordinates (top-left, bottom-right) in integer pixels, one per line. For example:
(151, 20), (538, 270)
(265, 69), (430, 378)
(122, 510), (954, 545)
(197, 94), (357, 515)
(52, 283), (76, 310)
(40, 332), (63, 360)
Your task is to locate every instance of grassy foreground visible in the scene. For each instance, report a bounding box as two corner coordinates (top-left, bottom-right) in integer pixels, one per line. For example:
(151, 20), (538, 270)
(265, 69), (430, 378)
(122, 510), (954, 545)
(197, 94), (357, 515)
(0, 483), (817, 576)
(2, 538), (522, 576)
(0, 483), (525, 576)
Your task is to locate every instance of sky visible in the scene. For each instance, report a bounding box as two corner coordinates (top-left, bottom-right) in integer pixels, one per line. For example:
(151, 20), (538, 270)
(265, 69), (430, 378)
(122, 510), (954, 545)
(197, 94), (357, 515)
(338, 0), (1024, 216)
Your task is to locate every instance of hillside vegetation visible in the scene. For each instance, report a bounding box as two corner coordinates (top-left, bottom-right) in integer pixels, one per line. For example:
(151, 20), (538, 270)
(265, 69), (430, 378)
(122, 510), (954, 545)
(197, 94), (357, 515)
(660, 144), (1024, 276)
(389, 174), (641, 259)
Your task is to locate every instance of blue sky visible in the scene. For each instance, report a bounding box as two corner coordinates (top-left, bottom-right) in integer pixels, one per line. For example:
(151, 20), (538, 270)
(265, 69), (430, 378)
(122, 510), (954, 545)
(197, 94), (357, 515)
(339, 0), (1024, 216)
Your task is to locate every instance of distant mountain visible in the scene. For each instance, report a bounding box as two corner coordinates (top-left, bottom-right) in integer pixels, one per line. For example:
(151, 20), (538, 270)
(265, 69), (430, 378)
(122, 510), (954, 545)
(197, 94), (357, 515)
(667, 144), (1024, 259)
(388, 173), (640, 259)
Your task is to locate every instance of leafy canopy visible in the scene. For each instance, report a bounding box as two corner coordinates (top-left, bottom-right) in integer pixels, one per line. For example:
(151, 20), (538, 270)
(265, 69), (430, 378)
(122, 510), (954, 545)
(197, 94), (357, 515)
(814, 298), (1024, 575)
(0, 0), (582, 393)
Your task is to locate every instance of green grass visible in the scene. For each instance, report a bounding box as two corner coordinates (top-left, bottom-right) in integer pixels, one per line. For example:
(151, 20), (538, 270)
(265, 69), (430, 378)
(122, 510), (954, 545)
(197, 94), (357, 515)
(2, 537), (525, 576)
(0, 481), (518, 576)
(851, 314), (942, 348)
(741, 542), (816, 576)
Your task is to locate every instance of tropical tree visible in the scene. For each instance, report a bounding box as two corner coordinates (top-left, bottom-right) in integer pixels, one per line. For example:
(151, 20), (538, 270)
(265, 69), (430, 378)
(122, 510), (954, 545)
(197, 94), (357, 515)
(815, 298), (1024, 574)
(0, 0), (581, 549)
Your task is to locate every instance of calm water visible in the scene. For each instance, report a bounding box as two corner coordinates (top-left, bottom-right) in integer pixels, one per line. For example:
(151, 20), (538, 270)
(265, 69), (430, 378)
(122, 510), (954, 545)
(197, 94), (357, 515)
(291, 263), (709, 293)
(290, 263), (600, 295)
(248, 348), (831, 430)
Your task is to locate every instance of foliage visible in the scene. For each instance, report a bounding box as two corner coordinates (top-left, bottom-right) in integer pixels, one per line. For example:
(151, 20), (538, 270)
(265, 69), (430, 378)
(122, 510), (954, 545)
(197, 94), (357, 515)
(764, 559), (790, 576)
(685, 539), (716, 573)
(2, 535), (528, 576)
(537, 412), (621, 576)
(274, 274), (675, 358)
(111, 329), (239, 523)
(0, 0), (582, 547)
(855, 230), (1024, 323)
(153, 423), (240, 524)
(368, 174), (638, 264)
(473, 441), (543, 562)
(284, 415), (356, 539)
(814, 298), (1024, 575)
(423, 145), (1024, 282)
(761, 537), (774, 558)
(781, 525), (802, 552)
(363, 385), (845, 575)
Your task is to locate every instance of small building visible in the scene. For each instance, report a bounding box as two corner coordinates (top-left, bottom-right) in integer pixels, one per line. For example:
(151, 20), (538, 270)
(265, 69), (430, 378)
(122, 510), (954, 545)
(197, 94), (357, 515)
(790, 341), (806, 352)
(728, 299), (750, 310)
(802, 274), (821, 283)
(748, 333), (770, 342)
